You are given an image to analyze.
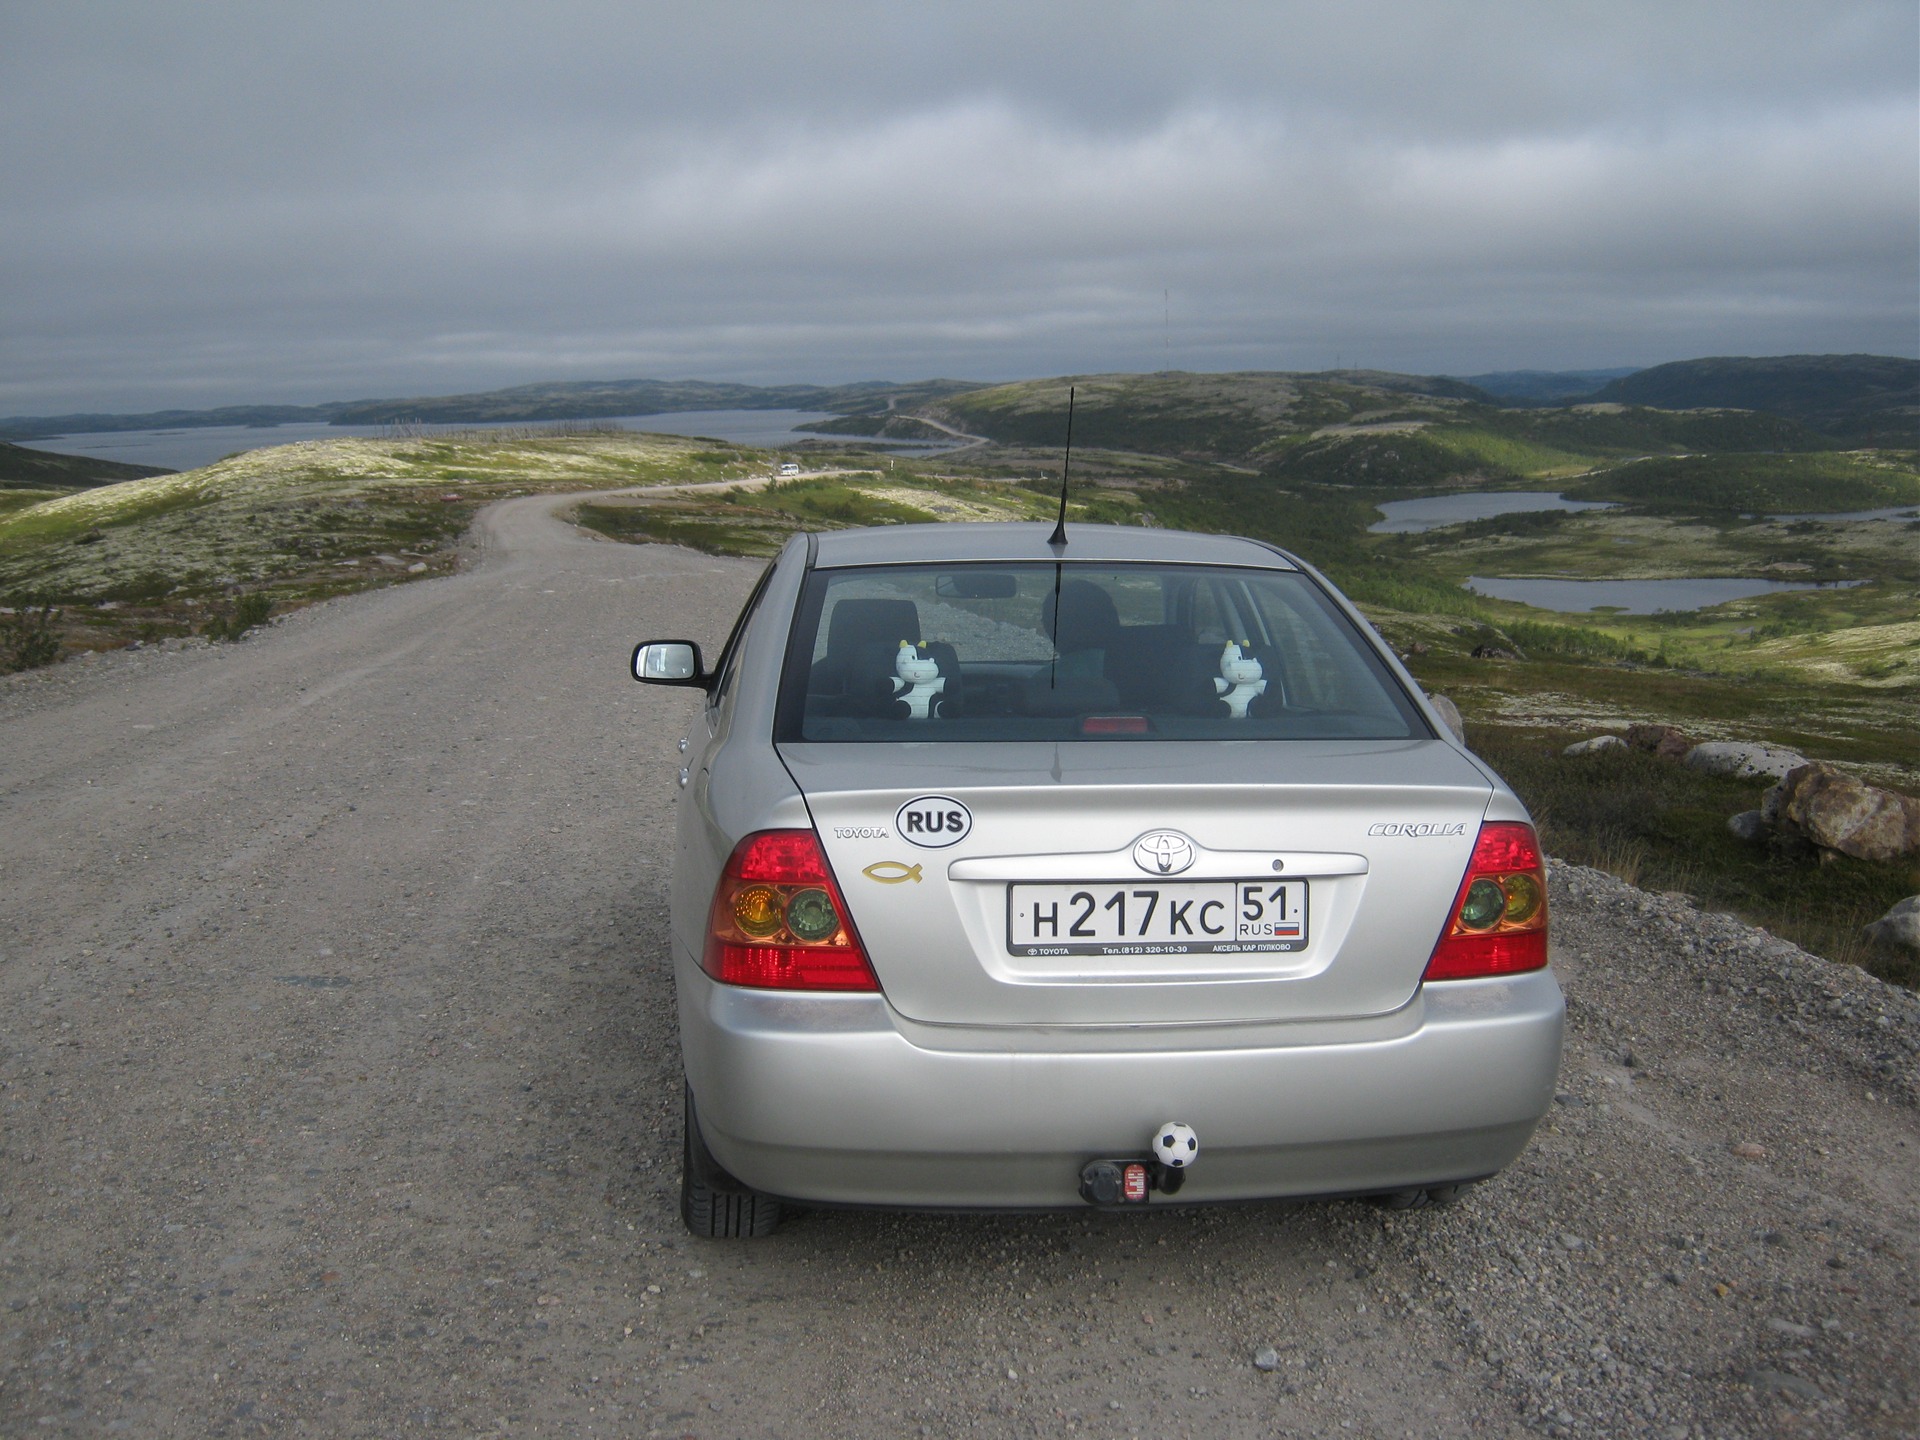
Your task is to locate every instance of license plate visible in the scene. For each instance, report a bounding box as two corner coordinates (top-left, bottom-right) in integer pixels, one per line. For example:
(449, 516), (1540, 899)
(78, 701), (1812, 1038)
(1007, 880), (1308, 957)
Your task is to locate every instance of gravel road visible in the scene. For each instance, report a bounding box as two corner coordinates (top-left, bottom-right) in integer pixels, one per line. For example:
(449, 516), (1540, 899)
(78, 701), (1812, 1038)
(3, 495), (1915, 1438)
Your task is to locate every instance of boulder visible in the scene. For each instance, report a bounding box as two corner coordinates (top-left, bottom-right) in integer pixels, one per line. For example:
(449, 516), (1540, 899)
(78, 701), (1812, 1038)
(1428, 694), (1466, 745)
(1563, 735), (1627, 758)
(1760, 762), (1920, 862)
(1470, 644), (1520, 661)
(1683, 742), (1809, 780)
(1626, 722), (1693, 760)
(1864, 897), (1920, 958)
(1727, 810), (1769, 842)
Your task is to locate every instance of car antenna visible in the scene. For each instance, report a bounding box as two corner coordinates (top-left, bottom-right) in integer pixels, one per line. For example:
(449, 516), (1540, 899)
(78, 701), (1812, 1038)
(1046, 385), (1075, 548)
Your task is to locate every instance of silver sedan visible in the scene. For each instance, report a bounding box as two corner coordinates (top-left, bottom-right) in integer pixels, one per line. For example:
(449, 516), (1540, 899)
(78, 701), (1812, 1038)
(634, 522), (1562, 1236)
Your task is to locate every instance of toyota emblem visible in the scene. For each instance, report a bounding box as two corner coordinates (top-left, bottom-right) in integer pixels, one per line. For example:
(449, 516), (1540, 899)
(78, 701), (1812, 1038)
(1133, 831), (1196, 875)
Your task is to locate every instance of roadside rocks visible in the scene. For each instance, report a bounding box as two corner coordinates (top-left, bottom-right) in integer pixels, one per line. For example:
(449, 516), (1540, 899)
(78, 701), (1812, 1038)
(1683, 741), (1809, 780)
(1863, 897), (1920, 959)
(1760, 762), (1920, 863)
(1428, 693), (1466, 744)
(1626, 723), (1693, 760)
(1563, 735), (1626, 758)
(1562, 729), (1810, 781)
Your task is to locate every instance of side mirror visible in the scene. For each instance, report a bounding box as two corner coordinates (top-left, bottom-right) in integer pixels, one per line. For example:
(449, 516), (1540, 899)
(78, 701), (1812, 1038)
(631, 640), (709, 689)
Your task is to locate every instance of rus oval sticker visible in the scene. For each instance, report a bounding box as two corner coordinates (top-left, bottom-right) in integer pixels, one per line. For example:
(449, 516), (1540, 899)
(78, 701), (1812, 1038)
(895, 794), (972, 848)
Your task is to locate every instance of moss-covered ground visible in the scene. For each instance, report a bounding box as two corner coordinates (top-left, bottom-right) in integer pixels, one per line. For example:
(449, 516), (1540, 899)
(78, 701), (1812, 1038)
(0, 428), (769, 653)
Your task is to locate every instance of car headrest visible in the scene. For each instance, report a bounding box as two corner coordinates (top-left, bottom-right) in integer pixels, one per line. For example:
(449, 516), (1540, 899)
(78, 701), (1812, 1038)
(825, 597), (920, 655)
(1040, 579), (1120, 652)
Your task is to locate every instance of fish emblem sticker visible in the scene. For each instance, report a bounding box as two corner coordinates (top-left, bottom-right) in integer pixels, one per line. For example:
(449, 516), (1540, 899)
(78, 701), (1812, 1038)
(862, 861), (923, 884)
(1133, 831), (1196, 875)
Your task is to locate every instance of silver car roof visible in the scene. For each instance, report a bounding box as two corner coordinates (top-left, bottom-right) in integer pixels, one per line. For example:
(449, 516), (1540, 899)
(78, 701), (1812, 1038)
(809, 522), (1301, 570)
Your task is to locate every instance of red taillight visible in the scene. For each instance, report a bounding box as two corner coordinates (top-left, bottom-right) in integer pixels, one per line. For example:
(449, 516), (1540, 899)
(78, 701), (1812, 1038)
(1423, 821), (1549, 982)
(703, 830), (880, 992)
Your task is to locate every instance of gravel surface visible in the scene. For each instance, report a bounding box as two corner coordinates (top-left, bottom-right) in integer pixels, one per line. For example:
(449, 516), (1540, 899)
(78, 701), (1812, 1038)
(2, 496), (1915, 1438)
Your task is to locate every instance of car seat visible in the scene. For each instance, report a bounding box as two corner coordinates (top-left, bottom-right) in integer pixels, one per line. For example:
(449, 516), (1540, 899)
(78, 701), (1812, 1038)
(809, 597), (920, 713)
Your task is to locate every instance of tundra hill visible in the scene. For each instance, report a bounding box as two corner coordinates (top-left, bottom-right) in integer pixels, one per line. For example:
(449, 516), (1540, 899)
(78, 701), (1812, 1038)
(0, 438), (171, 489)
(0, 430), (763, 609)
(1592, 354), (1920, 445)
(927, 369), (1844, 487)
(1454, 367), (1640, 403)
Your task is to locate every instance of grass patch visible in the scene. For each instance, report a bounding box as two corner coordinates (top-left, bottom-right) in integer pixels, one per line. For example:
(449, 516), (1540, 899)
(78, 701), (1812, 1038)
(1566, 451), (1920, 514)
(573, 503), (793, 557)
(0, 488), (73, 518)
(1470, 725), (1918, 987)
(574, 472), (1058, 556)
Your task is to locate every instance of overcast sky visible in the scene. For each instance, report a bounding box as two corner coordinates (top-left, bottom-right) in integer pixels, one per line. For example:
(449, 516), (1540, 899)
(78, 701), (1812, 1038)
(3, 1), (1915, 414)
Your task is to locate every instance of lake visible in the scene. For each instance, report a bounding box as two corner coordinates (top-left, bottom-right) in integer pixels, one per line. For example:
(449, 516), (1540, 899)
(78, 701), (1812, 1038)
(1464, 575), (1865, 614)
(1368, 491), (1615, 533)
(15, 408), (963, 473)
(1371, 493), (1918, 533)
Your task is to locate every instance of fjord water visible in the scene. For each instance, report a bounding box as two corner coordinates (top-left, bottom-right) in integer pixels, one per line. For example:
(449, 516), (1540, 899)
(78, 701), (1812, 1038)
(17, 408), (961, 472)
(1368, 491), (1616, 533)
(1464, 575), (1865, 614)
(1372, 492), (1916, 534)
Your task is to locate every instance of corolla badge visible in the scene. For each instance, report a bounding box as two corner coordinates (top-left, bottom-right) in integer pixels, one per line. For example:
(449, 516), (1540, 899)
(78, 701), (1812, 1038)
(1133, 831), (1196, 875)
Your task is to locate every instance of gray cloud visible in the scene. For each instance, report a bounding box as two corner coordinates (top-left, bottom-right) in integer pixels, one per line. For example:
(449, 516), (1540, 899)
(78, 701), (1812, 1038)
(2, 1), (1914, 412)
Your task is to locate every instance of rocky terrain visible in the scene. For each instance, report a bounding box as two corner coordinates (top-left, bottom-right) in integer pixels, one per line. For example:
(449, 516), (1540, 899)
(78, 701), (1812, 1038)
(0, 496), (1914, 1438)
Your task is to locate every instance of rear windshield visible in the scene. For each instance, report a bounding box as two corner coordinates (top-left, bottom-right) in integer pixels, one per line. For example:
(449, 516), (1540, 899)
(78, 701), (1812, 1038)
(775, 562), (1428, 742)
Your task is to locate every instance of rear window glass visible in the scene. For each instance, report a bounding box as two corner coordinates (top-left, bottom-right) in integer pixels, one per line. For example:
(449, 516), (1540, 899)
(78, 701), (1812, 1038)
(775, 563), (1427, 742)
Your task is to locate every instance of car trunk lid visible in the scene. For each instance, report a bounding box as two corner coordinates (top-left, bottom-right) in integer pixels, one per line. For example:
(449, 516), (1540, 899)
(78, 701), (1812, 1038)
(781, 739), (1494, 1026)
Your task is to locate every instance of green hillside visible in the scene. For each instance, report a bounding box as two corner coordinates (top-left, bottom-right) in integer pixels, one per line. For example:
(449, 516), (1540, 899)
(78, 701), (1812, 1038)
(1593, 355), (1919, 445)
(932, 370), (1843, 487)
(0, 439), (171, 489)
(0, 406), (324, 442)
(323, 378), (986, 426)
(1565, 452), (1920, 514)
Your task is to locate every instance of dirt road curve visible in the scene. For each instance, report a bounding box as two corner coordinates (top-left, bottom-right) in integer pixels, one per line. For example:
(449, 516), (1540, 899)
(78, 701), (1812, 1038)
(3, 496), (1915, 1438)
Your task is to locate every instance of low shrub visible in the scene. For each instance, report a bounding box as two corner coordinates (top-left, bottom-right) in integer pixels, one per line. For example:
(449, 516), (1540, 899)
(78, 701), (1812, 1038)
(1, 601), (61, 672)
(202, 591), (273, 642)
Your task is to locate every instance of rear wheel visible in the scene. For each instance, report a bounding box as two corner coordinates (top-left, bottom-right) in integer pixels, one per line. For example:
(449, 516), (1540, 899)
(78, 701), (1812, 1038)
(680, 1086), (784, 1238)
(1369, 1183), (1473, 1212)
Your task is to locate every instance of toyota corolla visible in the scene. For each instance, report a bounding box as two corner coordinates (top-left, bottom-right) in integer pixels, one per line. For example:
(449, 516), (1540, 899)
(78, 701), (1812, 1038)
(633, 522), (1562, 1236)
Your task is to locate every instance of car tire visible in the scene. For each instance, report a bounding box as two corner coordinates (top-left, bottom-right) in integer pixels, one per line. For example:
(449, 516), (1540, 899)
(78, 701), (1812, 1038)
(1368, 1183), (1471, 1212)
(681, 1085), (784, 1238)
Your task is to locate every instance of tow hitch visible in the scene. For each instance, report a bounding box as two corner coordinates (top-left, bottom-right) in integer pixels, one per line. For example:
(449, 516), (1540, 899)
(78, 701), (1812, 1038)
(1079, 1122), (1199, 1205)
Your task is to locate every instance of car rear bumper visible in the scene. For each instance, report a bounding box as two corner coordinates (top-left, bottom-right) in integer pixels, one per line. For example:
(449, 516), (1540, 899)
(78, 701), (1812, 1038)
(678, 962), (1564, 1209)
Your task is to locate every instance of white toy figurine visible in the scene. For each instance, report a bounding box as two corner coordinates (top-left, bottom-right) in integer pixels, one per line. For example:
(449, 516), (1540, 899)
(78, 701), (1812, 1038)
(890, 640), (946, 719)
(1214, 641), (1266, 718)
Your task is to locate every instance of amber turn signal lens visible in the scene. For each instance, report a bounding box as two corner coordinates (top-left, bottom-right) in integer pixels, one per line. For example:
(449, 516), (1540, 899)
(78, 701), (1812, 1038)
(731, 884), (785, 938)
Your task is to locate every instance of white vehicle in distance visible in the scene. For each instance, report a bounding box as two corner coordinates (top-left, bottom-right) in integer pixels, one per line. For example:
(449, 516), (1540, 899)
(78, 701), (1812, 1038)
(777, 462), (801, 478)
(632, 521), (1562, 1237)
